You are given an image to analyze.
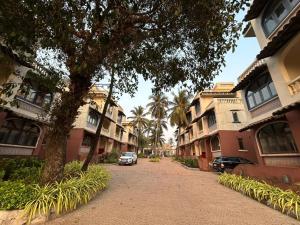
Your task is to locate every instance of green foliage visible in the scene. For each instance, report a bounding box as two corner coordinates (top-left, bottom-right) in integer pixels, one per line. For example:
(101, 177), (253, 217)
(22, 165), (110, 224)
(149, 157), (160, 163)
(0, 170), (4, 181)
(218, 173), (300, 220)
(63, 161), (82, 178)
(0, 181), (35, 210)
(183, 158), (198, 168)
(138, 153), (147, 158)
(100, 150), (120, 164)
(0, 157), (43, 183)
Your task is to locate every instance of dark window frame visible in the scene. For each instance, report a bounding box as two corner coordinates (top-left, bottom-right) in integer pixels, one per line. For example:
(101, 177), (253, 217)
(237, 138), (245, 150)
(262, 0), (300, 36)
(0, 119), (40, 147)
(257, 122), (299, 155)
(245, 73), (278, 110)
(232, 111), (240, 123)
(207, 111), (216, 127)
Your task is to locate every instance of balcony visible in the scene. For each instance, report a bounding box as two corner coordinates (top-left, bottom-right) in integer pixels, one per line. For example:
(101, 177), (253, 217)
(217, 98), (242, 104)
(101, 127), (110, 136)
(208, 123), (217, 133)
(288, 75), (300, 95)
(15, 96), (45, 116)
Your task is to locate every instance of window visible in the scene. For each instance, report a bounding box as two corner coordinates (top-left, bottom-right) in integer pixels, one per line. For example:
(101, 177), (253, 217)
(232, 111), (240, 123)
(87, 109), (99, 126)
(237, 138), (245, 150)
(186, 112), (192, 123)
(197, 120), (203, 131)
(18, 80), (53, 107)
(0, 119), (40, 147)
(211, 135), (220, 151)
(262, 0), (300, 36)
(258, 122), (298, 154)
(246, 73), (277, 110)
(207, 111), (216, 127)
(195, 101), (201, 115)
(82, 134), (92, 146)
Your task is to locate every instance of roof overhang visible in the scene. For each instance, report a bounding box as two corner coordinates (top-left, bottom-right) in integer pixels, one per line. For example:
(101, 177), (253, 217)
(239, 115), (285, 132)
(231, 62), (268, 93)
(244, 0), (271, 21)
(192, 107), (214, 123)
(257, 11), (300, 60)
(190, 97), (200, 106)
(243, 22), (255, 38)
(272, 101), (300, 116)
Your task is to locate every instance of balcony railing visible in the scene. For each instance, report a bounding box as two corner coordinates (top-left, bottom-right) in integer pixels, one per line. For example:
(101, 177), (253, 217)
(101, 127), (110, 135)
(217, 98), (242, 104)
(15, 97), (45, 115)
(288, 75), (300, 95)
(208, 123), (217, 133)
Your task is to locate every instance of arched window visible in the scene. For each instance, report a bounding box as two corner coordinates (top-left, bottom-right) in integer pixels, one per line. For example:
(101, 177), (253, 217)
(262, 0), (300, 36)
(246, 73), (277, 109)
(211, 135), (220, 151)
(258, 122), (298, 154)
(0, 119), (40, 147)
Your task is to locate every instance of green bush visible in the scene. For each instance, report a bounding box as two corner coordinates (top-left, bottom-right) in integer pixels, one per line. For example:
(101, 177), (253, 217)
(0, 157), (43, 182)
(138, 153), (146, 158)
(183, 158), (198, 168)
(0, 181), (35, 210)
(22, 164), (110, 223)
(218, 173), (300, 220)
(0, 170), (4, 181)
(149, 157), (160, 162)
(64, 161), (82, 178)
(100, 150), (119, 164)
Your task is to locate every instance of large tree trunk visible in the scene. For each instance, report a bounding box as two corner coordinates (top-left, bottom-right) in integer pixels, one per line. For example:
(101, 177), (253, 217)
(81, 71), (115, 171)
(41, 74), (91, 184)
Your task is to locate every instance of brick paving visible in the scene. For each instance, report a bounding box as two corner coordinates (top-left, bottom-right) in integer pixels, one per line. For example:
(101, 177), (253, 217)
(48, 158), (298, 225)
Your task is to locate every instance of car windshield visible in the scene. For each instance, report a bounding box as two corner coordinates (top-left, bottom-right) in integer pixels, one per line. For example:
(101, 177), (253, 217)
(122, 152), (133, 156)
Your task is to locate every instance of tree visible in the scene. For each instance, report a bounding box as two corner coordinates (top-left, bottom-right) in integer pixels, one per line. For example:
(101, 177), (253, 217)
(168, 90), (192, 127)
(0, 0), (247, 183)
(147, 93), (168, 155)
(128, 106), (149, 153)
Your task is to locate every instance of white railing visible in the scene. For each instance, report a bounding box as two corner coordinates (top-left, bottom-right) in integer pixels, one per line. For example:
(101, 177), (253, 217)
(288, 75), (300, 95)
(101, 127), (110, 135)
(217, 98), (242, 104)
(15, 97), (44, 115)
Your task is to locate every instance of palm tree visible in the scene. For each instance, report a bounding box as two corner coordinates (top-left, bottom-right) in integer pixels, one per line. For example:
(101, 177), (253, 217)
(168, 90), (191, 127)
(128, 106), (149, 153)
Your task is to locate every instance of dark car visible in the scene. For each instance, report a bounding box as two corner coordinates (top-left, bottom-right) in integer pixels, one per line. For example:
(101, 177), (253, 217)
(210, 156), (253, 172)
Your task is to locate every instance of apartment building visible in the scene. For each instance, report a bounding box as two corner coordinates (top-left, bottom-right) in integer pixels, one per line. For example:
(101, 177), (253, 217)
(0, 45), (50, 157)
(177, 83), (256, 171)
(121, 121), (138, 152)
(231, 0), (300, 182)
(66, 86), (132, 162)
(0, 45), (137, 161)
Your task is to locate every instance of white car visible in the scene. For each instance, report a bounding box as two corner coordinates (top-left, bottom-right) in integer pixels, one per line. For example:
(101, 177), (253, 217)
(118, 152), (138, 165)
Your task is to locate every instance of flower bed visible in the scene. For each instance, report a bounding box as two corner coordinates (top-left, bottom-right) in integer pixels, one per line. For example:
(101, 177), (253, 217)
(218, 173), (300, 220)
(173, 156), (198, 168)
(149, 157), (160, 162)
(0, 159), (110, 224)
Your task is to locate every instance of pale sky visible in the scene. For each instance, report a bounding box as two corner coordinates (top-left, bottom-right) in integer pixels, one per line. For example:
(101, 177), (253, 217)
(117, 11), (261, 142)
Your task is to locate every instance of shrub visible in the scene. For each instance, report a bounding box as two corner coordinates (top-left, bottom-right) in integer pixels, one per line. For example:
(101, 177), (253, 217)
(183, 158), (198, 168)
(138, 153), (146, 158)
(64, 161), (82, 178)
(149, 157), (160, 162)
(0, 157), (43, 182)
(0, 181), (35, 210)
(100, 150), (120, 164)
(22, 164), (110, 224)
(0, 169), (4, 181)
(218, 173), (300, 220)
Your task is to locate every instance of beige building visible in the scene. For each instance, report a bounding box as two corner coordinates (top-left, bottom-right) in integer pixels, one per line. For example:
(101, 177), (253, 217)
(121, 121), (138, 152)
(177, 83), (256, 171)
(0, 44), (52, 157)
(231, 0), (300, 182)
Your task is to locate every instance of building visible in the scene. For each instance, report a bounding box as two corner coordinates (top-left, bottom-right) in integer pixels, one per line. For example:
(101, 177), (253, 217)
(177, 83), (256, 171)
(0, 45), (137, 161)
(0, 45), (51, 157)
(66, 86), (138, 162)
(231, 0), (300, 182)
(121, 121), (138, 152)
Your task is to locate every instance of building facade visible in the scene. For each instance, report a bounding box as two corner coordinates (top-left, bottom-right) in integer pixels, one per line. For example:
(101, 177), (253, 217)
(231, 0), (300, 182)
(177, 83), (256, 171)
(0, 46), (137, 161)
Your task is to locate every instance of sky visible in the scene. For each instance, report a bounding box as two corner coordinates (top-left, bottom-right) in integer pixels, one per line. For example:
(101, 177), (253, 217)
(117, 11), (261, 143)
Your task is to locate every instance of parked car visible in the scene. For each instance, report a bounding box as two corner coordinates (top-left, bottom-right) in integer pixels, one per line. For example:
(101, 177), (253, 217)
(210, 156), (253, 172)
(118, 152), (137, 165)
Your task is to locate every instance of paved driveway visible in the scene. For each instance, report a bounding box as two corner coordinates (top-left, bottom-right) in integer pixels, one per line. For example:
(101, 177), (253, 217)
(48, 158), (298, 225)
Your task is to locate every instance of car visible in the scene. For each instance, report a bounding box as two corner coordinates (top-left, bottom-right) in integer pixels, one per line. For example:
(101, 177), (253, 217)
(118, 152), (138, 165)
(210, 156), (253, 173)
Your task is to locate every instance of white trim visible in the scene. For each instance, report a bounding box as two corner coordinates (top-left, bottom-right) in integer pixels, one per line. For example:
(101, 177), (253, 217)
(0, 143), (35, 149)
(255, 120), (299, 157)
(210, 135), (221, 152)
(238, 149), (249, 152)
